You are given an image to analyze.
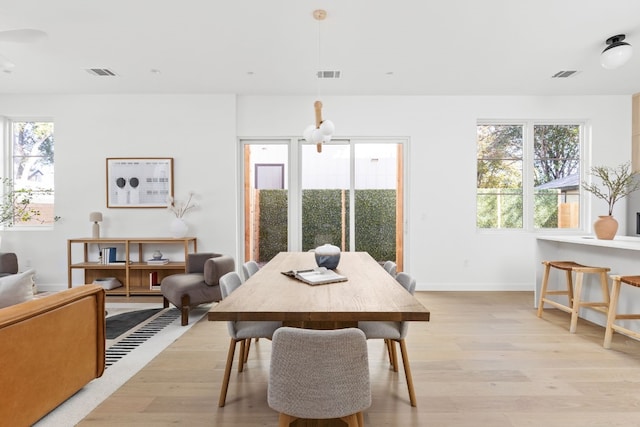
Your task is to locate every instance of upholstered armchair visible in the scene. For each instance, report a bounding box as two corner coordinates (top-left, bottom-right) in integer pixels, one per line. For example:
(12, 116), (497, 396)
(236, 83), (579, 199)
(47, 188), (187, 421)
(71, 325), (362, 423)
(0, 252), (18, 278)
(161, 253), (235, 326)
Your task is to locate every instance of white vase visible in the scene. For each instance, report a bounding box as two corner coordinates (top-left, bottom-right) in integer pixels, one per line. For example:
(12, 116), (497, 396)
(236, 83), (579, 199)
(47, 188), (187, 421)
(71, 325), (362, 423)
(170, 218), (188, 238)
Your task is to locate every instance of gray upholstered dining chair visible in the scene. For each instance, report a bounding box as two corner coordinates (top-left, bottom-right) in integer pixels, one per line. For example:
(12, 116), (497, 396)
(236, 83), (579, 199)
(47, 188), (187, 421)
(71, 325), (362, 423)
(268, 327), (371, 427)
(242, 260), (260, 281)
(383, 260), (397, 277)
(218, 271), (281, 407)
(358, 271), (418, 406)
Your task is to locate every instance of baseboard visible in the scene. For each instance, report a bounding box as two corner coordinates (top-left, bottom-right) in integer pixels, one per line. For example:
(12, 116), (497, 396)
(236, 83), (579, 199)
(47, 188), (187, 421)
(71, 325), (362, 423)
(415, 282), (534, 292)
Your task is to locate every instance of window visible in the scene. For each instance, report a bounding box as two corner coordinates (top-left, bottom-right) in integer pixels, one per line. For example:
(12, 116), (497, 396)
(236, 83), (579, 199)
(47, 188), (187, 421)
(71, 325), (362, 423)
(477, 122), (581, 230)
(242, 138), (405, 268)
(3, 120), (56, 227)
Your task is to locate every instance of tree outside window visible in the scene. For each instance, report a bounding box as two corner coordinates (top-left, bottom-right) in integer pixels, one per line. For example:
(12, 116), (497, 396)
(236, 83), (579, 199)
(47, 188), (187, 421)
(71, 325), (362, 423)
(4, 121), (56, 227)
(477, 122), (581, 230)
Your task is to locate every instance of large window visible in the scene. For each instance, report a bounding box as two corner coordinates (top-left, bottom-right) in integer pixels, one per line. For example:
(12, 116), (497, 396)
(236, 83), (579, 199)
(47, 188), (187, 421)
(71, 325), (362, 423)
(3, 120), (56, 227)
(477, 122), (582, 230)
(242, 138), (405, 268)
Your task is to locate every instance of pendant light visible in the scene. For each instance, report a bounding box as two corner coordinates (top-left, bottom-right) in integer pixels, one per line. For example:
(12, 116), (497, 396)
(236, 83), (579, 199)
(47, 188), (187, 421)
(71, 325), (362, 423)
(302, 9), (334, 153)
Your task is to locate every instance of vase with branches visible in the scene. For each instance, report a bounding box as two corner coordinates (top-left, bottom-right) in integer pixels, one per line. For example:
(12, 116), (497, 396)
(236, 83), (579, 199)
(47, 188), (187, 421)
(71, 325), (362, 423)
(167, 192), (197, 218)
(167, 192), (197, 238)
(582, 162), (640, 239)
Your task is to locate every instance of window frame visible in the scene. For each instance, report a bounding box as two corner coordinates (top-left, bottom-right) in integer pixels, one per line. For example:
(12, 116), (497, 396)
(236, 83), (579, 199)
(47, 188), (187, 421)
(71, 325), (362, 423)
(239, 137), (409, 269)
(2, 116), (56, 230)
(476, 119), (587, 233)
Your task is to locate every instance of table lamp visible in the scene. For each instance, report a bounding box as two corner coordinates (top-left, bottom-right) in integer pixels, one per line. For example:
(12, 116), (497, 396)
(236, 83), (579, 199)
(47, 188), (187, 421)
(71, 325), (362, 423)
(89, 211), (103, 239)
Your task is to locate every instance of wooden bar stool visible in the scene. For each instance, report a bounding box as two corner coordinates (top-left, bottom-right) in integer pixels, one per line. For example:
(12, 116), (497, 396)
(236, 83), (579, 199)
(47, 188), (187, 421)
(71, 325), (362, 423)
(537, 261), (610, 333)
(604, 275), (640, 349)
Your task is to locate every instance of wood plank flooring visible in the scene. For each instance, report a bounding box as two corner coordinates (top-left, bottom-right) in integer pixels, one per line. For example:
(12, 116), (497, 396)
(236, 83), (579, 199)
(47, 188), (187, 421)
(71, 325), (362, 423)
(78, 292), (640, 426)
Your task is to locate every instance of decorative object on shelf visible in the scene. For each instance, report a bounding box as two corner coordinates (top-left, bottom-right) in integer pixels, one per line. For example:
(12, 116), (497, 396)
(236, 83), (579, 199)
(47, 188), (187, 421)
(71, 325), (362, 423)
(106, 157), (173, 208)
(89, 211), (102, 238)
(600, 34), (633, 70)
(314, 243), (341, 270)
(582, 162), (640, 240)
(170, 218), (188, 238)
(152, 250), (163, 260)
(301, 9), (335, 154)
(168, 192), (196, 238)
(167, 192), (197, 218)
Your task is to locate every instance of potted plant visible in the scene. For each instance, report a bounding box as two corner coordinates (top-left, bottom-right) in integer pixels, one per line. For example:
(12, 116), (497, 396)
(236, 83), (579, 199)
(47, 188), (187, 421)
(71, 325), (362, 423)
(582, 162), (640, 239)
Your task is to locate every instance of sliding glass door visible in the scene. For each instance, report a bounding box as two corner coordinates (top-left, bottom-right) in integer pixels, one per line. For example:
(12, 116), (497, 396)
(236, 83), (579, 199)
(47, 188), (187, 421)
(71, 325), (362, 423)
(243, 138), (404, 269)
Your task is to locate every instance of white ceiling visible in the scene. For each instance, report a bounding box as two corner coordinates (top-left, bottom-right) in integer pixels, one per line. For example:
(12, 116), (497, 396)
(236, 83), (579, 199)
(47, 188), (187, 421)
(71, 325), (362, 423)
(0, 0), (639, 96)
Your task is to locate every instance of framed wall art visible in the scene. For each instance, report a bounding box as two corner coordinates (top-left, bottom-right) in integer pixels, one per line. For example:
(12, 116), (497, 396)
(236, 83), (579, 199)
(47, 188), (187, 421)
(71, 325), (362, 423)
(106, 157), (174, 208)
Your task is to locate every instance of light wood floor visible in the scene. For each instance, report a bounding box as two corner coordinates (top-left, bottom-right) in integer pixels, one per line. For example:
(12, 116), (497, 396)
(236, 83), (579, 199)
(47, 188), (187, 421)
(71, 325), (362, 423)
(78, 292), (640, 426)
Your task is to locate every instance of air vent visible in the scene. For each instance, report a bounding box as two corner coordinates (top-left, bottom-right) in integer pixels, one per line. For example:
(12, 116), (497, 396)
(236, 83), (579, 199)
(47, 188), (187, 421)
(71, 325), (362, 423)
(317, 70), (341, 79)
(551, 70), (578, 78)
(86, 68), (117, 77)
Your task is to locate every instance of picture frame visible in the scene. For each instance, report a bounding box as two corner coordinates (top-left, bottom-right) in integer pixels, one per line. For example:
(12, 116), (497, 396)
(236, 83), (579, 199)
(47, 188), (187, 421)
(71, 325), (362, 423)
(106, 157), (174, 208)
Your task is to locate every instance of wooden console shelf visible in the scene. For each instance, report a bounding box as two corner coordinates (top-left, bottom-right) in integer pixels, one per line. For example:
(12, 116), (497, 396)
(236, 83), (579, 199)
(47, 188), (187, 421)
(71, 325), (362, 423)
(67, 237), (197, 296)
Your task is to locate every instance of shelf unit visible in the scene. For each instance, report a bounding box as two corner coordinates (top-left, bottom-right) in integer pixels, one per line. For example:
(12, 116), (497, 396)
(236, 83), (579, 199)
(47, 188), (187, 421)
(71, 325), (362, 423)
(67, 237), (197, 296)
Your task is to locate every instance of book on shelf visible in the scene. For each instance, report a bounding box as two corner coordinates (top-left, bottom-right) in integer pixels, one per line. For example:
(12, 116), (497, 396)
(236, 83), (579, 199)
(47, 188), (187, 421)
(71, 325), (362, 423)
(100, 247), (117, 264)
(149, 271), (159, 289)
(146, 258), (169, 265)
(281, 267), (347, 286)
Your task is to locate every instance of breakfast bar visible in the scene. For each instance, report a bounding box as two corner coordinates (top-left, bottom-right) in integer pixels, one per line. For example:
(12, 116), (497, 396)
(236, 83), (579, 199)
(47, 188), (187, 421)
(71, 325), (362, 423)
(536, 235), (640, 331)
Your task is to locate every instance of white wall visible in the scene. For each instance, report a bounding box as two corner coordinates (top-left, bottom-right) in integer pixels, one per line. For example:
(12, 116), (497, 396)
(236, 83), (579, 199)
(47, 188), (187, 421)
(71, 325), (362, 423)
(0, 94), (237, 288)
(0, 93), (632, 292)
(238, 95), (632, 291)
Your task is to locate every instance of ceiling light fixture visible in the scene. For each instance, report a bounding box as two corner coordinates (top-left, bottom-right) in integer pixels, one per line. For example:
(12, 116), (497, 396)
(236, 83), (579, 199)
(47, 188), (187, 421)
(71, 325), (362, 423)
(302, 9), (334, 153)
(600, 34), (633, 70)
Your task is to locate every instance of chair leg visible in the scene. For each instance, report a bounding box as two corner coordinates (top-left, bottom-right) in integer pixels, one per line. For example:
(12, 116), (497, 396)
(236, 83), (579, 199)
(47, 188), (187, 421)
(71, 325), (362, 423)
(385, 338), (393, 365)
(569, 271), (583, 333)
(238, 339), (246, 372)
(278, 413), (298, 427)
(604, 278), (622, 349)
(163, 297), (169, 308)
(398, 339), (417, 407)
(356, 411), (364, 427)
(340, 414), (360, 427)
(537, 262), (551, 317)
(244, 338), (251, 363)
(389, 339), (398, 372)
(180, 294), (190, 326)
(565, 269), (574, 306)
(218, 338), (238, 407)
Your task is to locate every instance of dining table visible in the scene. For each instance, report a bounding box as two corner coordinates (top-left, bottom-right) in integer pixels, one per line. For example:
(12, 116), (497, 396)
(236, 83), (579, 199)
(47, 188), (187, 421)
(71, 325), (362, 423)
(207, 251), (430, 328)
(208, 251), (430, 424)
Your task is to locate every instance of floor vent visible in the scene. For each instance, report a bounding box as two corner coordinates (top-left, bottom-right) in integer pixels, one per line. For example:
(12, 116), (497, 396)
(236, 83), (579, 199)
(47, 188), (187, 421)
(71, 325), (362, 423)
(86, 68), (118, 77)
(551, 70), (578, 78)
(105, 308), (180, 368)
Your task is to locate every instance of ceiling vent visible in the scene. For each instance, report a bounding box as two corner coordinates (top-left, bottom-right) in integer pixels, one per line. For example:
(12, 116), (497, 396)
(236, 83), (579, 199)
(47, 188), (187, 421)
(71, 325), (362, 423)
(317, 70), (341, 79)
(551, 70), (578, 78)
(86, 68), (117, 77)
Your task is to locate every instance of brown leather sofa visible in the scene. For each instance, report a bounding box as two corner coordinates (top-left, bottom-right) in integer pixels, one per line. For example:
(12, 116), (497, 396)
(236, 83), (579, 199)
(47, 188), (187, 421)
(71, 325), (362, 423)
(0, 285), (106, 426)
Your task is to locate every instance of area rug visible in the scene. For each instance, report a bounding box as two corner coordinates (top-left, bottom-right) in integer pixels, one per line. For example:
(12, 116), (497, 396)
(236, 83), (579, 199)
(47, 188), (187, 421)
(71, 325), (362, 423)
(34, 303), (211, 427)
(106, 308), (163, 339)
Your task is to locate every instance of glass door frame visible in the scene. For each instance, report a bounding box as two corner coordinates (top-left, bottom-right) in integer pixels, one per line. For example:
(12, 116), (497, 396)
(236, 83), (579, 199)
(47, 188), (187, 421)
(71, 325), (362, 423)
(239, 137), (409, 271)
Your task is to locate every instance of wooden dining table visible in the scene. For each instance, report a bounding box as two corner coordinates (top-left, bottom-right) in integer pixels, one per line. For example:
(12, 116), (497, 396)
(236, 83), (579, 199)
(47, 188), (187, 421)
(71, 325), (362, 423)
(208, 251), (430, 328)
